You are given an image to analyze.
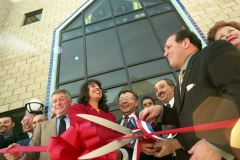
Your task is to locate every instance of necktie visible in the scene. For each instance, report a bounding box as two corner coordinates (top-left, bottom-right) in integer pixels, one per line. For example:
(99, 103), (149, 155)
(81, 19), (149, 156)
(123, 116), (129, 127)
(179, 69), (185, 88)
(58, 116), (66, 136)
(165, 103), (171, 108)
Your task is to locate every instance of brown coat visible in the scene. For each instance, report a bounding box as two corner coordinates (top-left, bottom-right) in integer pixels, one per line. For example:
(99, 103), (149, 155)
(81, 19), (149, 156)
(25, 117), (57, 160)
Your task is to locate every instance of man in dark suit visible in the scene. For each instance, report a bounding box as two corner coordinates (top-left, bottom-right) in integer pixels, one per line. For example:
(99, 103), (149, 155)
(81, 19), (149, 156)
(0, 114), (35, 149)
(118, 90), (169, 160)
(0, 115), (16, 159)
(0, 115), (15, 138)
(140, 29), (240, 159)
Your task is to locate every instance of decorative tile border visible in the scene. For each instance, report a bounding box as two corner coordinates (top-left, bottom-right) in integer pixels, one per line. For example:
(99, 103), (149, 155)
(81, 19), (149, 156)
(172, 0), (207, 45)
(44, 0), (208, 118)
(44, 0), (93, 119)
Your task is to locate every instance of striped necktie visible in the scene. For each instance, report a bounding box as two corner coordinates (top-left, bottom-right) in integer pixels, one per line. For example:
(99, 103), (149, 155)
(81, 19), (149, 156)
(179, 69), (185, 89)
(123, 116), (129, 127)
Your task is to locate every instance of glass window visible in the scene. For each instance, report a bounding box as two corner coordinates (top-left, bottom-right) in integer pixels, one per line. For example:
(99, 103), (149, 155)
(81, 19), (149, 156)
(56, 0), (187, 115)
(118, 19), (163, 65)
(59, 38), (85, 83)
(89, 69), (127, 88)
(84, 0), (112, 25)
(110, 0), (142, 15)
(72, 97), (78, 104)
(58, 80), (84, 96)
(151, 11), (186, 47)
(86, 28), (123, 75)
(146, 3), (172, 16)
(111, 109), (123, 120)
(132, 73), (176, 96)
(105, 85), (130, 103)
(64, 14), (83, 31)
(128, 59), (171, 81)
(85, 19), (114, 34)
(23, 9), (42, 25)
(141, 0), (169, 7)
(61, 28), (83, 41)
(115, 10), (146, 25)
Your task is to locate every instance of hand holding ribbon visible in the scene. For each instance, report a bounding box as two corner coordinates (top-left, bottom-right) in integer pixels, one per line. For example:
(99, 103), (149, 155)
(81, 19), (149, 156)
(0, 116), (239, 160)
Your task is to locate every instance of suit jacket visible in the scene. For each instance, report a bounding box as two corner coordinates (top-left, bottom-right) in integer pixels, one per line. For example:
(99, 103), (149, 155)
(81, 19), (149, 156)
(163, 40), (240, 159)
(0, 135), (7, 160)
(117, 116), (137, 129)
(24, 117), (57, 160)
(17, 138), (31, 146)
(118, 112), (172, 160)
(0, 132), (29, 149)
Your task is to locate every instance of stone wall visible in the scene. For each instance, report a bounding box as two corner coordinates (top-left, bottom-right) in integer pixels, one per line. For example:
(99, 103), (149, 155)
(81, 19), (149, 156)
(0, 0), (240, 113)
(0, 0), (12, 31)
(0, 0), (84, 112)
(181, 0), (240, 35)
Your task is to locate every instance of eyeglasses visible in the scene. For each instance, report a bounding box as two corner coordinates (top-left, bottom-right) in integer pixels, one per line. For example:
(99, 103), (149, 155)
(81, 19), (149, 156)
(142, 102), (154, 108)
(32, 119), (44, 125)
(21, 118), (32, 124)
(119, 96), (136, 103)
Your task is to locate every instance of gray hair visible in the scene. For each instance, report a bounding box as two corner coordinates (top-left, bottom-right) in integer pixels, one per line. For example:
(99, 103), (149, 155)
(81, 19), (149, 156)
(51, 89), (72, 100)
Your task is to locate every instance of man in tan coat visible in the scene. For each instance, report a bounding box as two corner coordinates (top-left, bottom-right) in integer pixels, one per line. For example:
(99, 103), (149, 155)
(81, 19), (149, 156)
(4, 89), (72, 160)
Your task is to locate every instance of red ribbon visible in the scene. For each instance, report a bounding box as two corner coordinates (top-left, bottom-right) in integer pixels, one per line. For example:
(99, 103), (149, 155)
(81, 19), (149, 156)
(1, 121), (119, 160)
(0, 118), (239, 159)
(116, 118), (239, 140)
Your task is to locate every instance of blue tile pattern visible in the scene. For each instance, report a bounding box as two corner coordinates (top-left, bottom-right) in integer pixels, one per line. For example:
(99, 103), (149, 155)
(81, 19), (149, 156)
(45, 0), (207, 118)
(44, 0), (92, 118)
(176, 0), (207, 43)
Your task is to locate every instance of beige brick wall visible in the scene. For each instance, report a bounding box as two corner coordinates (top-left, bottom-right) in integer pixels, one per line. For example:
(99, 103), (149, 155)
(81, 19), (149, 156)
(0, 0), (239, 113)
(0, 0), (12, 31)
(180, 0), (240, 36)
(0, 0), (85, 112)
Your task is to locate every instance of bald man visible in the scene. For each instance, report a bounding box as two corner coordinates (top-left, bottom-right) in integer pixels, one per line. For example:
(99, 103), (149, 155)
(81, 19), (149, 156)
(0, 114), (35, 149)
(17, 114), (48, 146)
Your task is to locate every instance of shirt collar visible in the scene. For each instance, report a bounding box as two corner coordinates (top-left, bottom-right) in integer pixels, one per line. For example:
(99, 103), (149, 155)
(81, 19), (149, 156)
(122, 112), (136, 119)
(57, 114), (68, 118)
(182, 52), (196, 70)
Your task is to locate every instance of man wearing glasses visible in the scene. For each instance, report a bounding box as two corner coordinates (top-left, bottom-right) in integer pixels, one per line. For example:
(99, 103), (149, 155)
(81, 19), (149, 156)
(17, 114), (47, 146)
(0, 114), (35, 149)
(117, 90), (169, 160)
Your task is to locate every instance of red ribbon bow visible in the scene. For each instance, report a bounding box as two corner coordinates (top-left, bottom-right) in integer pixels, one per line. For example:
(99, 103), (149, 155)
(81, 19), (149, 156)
(47, 121), (118, 160)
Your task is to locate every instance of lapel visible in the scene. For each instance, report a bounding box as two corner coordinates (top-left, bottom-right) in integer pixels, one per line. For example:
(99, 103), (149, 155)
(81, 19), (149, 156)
(179, 52), (199, 113)
(174, 85), (181, 114)
(47, 117), (57, 137)
(127, 120), (135, 129)
(117, 118), (122, 125)
(127, 111), (139, 129)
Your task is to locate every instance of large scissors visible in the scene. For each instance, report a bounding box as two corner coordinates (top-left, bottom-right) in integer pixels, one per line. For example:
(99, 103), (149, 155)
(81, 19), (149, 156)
(77, 114), (142, 159)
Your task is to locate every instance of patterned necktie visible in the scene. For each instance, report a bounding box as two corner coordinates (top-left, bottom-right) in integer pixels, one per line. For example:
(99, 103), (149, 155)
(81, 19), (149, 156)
(165, 103), (171, 108)
(58, 116), (66, 136)
(179, 69), (185, 89)
(123, 116), (129, 127)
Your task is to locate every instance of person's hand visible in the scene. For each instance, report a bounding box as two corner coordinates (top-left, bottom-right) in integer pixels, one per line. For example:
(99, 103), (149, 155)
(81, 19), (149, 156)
(154, 139), (181, 157)
(141, 143), (157, 155)
(4, 143), (23, 160)
(114, 149), (123, 160)
(139, 105), (163, 121)
(188, 139), (221, 160)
